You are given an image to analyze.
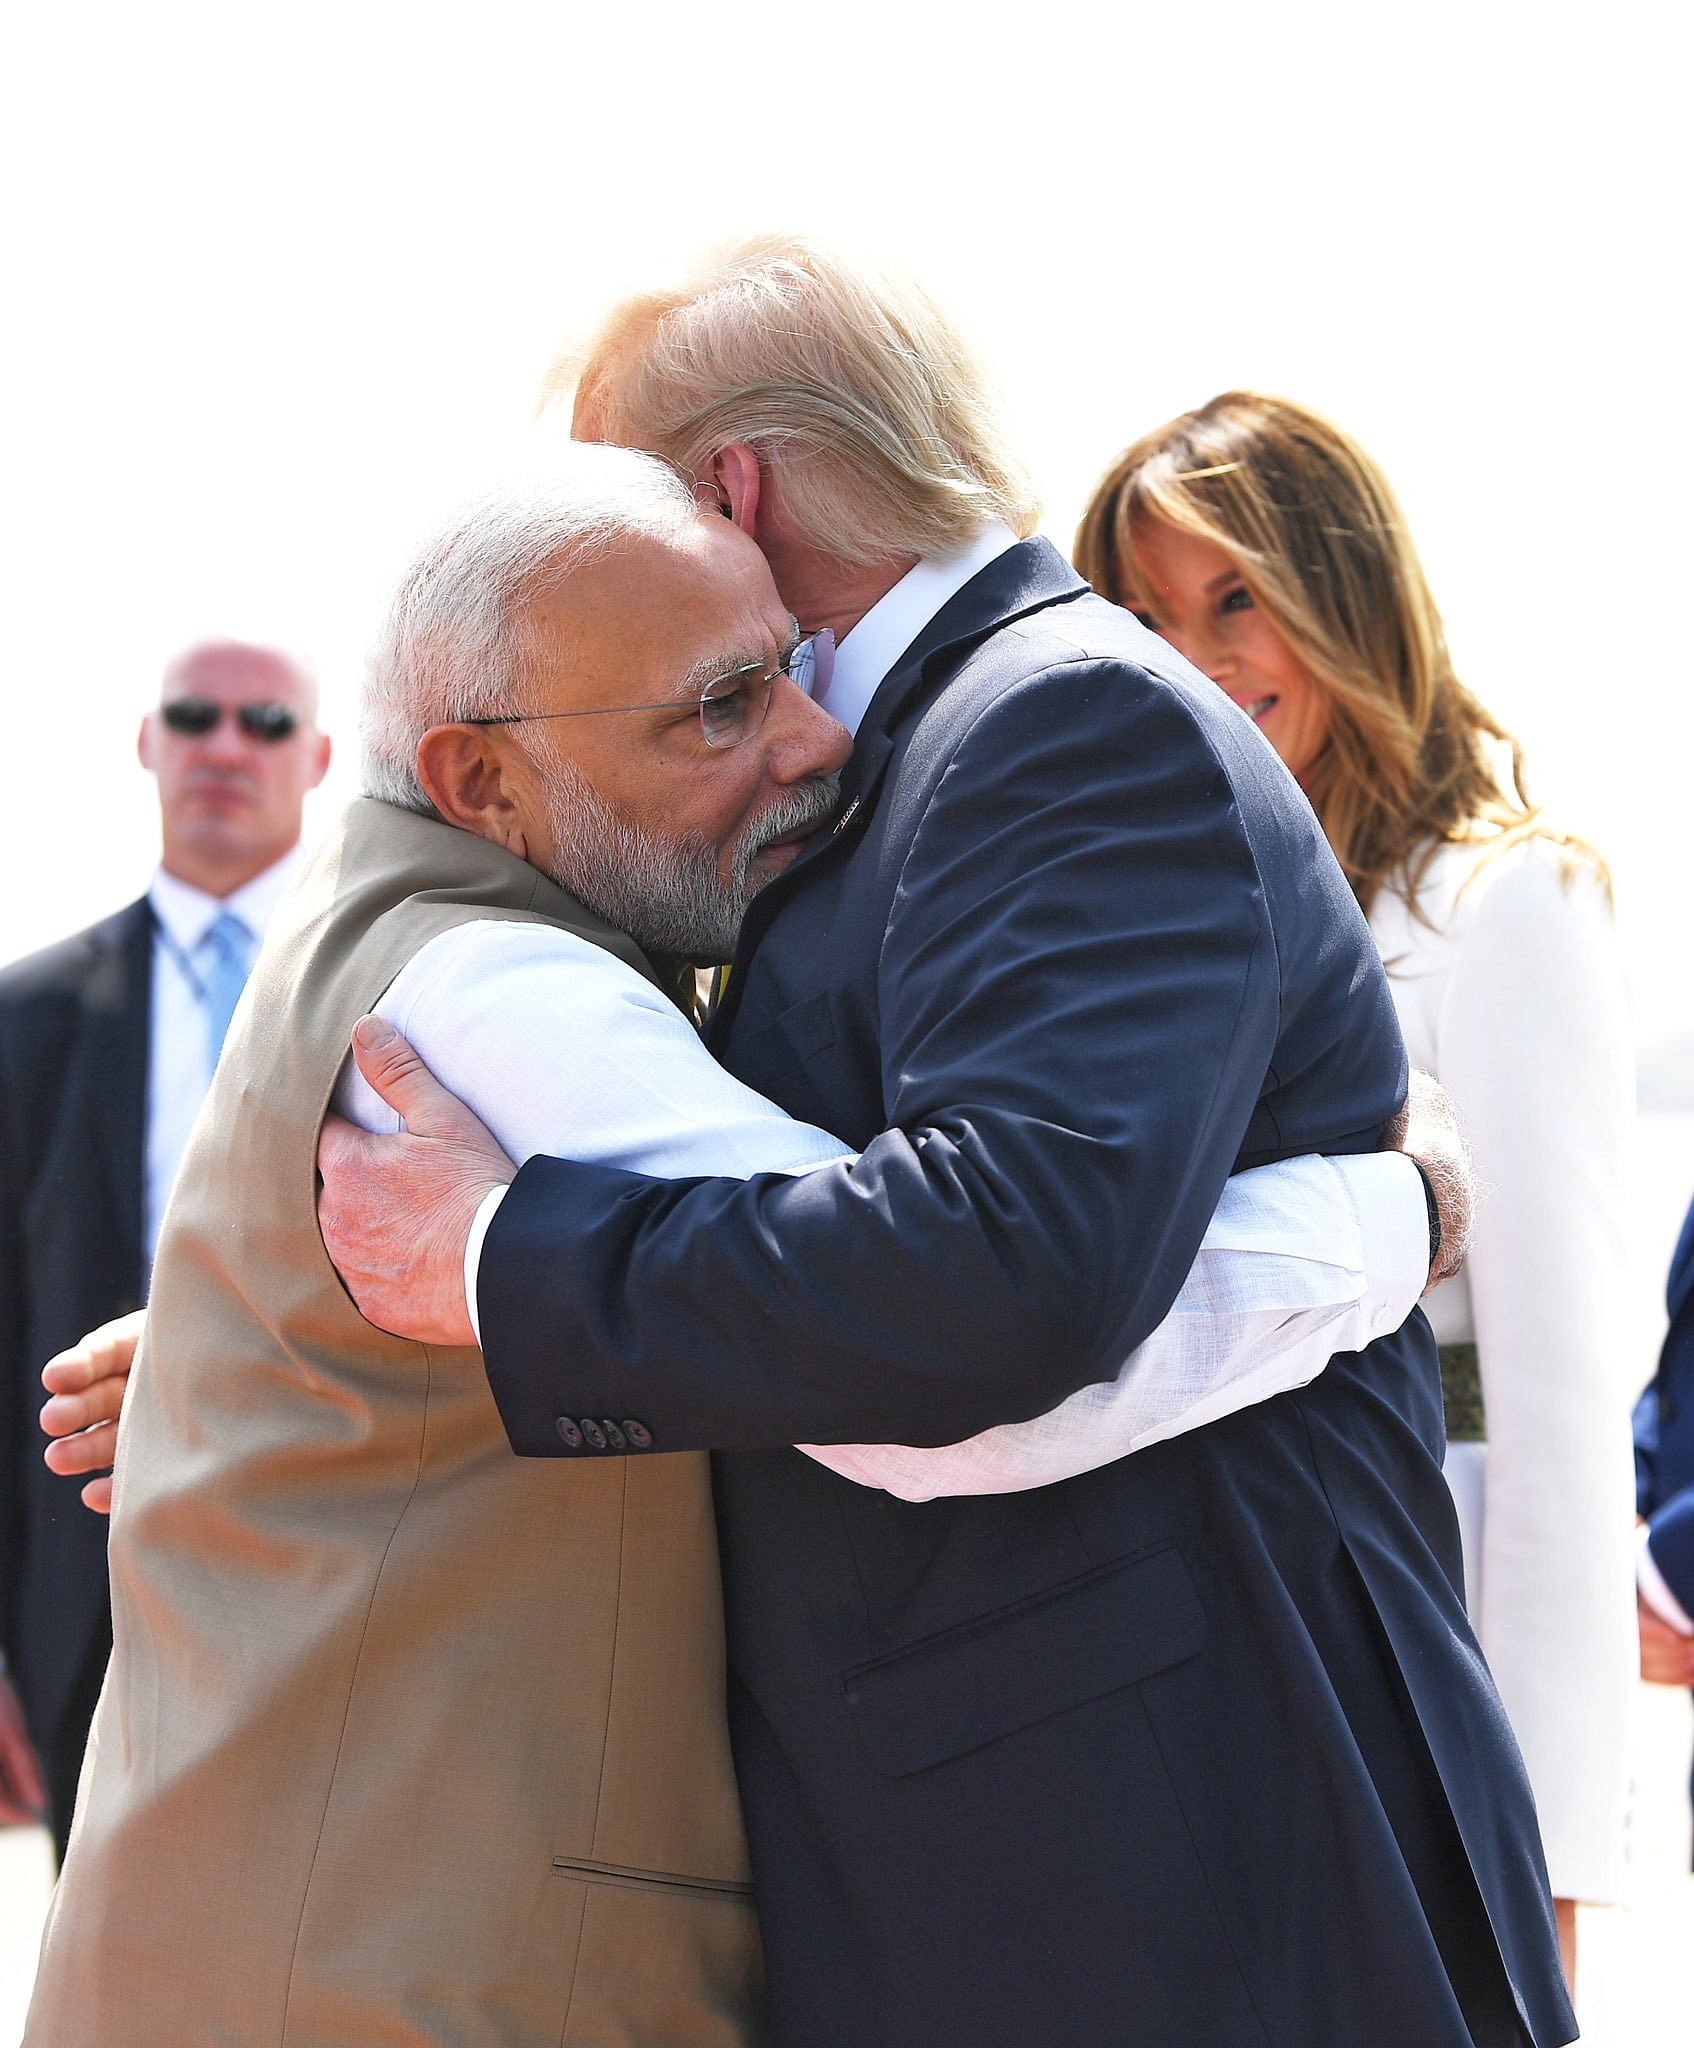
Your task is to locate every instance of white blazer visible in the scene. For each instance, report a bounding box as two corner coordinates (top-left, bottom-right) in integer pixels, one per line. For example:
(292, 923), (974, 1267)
(1370, 834), (1638, 1903)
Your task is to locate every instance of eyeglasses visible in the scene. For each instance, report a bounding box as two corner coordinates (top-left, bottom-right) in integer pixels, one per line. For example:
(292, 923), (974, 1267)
(465, 628), (836, 752)
(160, 698), (303, 743)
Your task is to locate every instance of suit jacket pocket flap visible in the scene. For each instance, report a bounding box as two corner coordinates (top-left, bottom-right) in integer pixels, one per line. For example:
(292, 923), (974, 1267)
(842, 1545), (1206, 1778)
(732, 988), (837, 1086)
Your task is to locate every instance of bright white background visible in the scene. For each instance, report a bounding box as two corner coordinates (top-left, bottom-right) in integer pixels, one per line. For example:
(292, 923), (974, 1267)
(2, 3), (1690, 2040)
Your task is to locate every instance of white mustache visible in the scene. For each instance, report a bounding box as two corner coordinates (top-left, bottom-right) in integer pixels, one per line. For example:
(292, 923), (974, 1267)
(737, 776), (841, 867)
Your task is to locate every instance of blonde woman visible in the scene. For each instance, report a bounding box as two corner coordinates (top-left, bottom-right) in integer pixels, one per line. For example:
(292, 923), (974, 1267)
(1076, 393), (1637, 1991)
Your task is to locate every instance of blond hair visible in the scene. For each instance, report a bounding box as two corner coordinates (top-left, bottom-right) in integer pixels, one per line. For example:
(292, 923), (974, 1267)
(544, 234), (1039, 570)
(1074, 391), (1605, 915)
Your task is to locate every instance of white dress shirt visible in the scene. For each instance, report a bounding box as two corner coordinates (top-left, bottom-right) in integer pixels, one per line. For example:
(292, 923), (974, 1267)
(145, 846), (305, 1268)
(1370, 834), (1637, 1903)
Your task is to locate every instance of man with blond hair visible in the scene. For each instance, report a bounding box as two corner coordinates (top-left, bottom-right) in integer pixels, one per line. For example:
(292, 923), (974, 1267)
(32, 444), (1450, 2045)
(321, 242), (1577, 2048)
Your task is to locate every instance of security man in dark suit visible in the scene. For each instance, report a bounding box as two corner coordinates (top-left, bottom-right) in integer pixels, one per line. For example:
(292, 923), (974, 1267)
(317, 242), (1576, 2047)
(0, 639), (327, 1860)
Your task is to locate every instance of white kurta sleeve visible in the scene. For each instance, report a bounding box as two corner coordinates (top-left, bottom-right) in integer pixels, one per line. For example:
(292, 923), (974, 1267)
(346, 922), (1427, 1492)
(1433, 844), (1637, 1903)
(803, 1152), (1429, 1497)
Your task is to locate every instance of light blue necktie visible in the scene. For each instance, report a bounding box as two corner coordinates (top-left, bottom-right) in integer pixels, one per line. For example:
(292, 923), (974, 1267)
(200, 910), (255, 1067)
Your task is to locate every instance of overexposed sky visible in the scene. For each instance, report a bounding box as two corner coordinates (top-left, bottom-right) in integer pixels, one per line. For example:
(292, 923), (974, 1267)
(3, 0), (1687, 1033)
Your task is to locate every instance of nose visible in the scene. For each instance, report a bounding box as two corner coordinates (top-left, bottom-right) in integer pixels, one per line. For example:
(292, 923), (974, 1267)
(763, 674), (853, 783)
(200, 709), (254, 765)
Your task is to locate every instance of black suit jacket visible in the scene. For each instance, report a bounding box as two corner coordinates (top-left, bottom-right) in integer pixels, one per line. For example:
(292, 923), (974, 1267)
(479, 544), (1574, 2048)
(0, 900), (148, 1757)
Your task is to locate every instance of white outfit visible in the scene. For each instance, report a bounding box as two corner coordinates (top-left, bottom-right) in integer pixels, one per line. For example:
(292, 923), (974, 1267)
(340, 919), (1429, 1499)
(1370, 834), (1638, 1903)
(145, 847), (304, 1265)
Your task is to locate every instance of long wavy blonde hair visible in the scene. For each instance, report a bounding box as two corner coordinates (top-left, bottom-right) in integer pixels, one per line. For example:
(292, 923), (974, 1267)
(1074, 391), (1602, 915)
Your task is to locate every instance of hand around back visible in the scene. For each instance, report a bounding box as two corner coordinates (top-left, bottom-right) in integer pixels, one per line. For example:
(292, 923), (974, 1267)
(39, 1308), (144, 1515)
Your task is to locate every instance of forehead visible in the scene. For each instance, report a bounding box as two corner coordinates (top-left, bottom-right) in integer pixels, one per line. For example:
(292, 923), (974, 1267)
(530, 516), (787, 703)
(1125, 518), (1237, 600)
(165, 644), (312, 707)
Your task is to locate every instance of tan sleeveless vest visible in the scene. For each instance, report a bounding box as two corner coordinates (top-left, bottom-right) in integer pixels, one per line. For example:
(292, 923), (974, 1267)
(26, 799), (763, 2048)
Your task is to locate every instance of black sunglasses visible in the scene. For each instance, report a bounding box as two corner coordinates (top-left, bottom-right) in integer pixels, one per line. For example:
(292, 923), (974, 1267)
(160, 698), (302, 743)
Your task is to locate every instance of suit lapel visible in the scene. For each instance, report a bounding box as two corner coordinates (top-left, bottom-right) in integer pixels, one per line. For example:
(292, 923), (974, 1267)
(835, 538), (1089, 824)
(711, 540), (1087, 1049)
(856, 540), (1089, 757)
(81, 900), (152, 1299)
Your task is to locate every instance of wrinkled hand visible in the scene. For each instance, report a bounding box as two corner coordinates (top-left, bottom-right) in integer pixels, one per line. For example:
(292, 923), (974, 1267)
(317, 1017), (516, 1347)
(1638, 1591), (1694, 1687)
(0, 1673), (47, 1827)
(40, 1307), (145, 1515)
(1381, 1068), (1473, 1291)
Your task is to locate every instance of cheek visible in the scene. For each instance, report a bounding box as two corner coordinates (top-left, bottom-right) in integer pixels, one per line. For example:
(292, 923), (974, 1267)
(616, 744), (756, 858)
(1274, 673), (1332, 776)
(1235, 618), (1301, 693)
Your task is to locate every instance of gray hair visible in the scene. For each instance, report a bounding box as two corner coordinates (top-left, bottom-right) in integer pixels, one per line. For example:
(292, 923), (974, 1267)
(360, 440), (699, 813)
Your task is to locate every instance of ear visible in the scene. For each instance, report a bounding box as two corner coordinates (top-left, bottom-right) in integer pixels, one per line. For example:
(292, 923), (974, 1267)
(307, 728), (333, 788)
(137, 711), (157, 772)
(709, 443), (763, 537)
(415, 726), (529, 858)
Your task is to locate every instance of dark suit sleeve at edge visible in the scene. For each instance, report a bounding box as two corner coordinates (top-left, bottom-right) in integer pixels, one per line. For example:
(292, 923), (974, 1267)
(479, 660), (1281, 1455)
(1648, 1487), (1694, 1617)
(0, 1008), (29, 1665)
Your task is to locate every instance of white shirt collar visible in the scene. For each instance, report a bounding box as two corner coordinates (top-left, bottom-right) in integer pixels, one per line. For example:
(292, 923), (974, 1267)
(821, 522), (1022, 738)
(149, 842), (306, 952)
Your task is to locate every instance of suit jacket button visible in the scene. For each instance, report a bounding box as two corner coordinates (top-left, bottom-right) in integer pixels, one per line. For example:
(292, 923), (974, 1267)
(580, 1418), (609, 1451)
(623, 1420), (653, 1449)
(601, 1419), (628, 1451)
(555, 1417), (584, 1448)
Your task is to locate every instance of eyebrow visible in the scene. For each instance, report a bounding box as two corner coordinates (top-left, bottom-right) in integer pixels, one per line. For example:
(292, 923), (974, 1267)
(666, 615), (802, 701)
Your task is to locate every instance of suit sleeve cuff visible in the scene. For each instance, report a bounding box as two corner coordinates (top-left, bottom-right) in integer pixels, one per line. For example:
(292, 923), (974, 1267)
(463, 1183), (510, 1351)
(1638, 1522), (1694, 1636)
(1329, 1152), (1430, 1343)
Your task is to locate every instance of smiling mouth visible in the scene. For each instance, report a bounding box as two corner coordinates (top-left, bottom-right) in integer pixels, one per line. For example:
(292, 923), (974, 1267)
(1236, 695), (1278, 725)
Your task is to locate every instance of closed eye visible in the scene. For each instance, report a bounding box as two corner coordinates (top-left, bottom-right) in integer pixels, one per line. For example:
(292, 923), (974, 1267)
(699, 676), (758, 738)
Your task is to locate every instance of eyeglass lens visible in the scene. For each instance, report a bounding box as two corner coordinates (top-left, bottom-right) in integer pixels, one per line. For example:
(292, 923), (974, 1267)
(697, 630), (836, 750)
(161, 699), (301, 743)
(789, 630), (835, 700)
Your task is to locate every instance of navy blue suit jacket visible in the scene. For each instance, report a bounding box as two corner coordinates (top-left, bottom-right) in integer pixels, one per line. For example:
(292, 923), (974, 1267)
(480, 543), (1573, 2048)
